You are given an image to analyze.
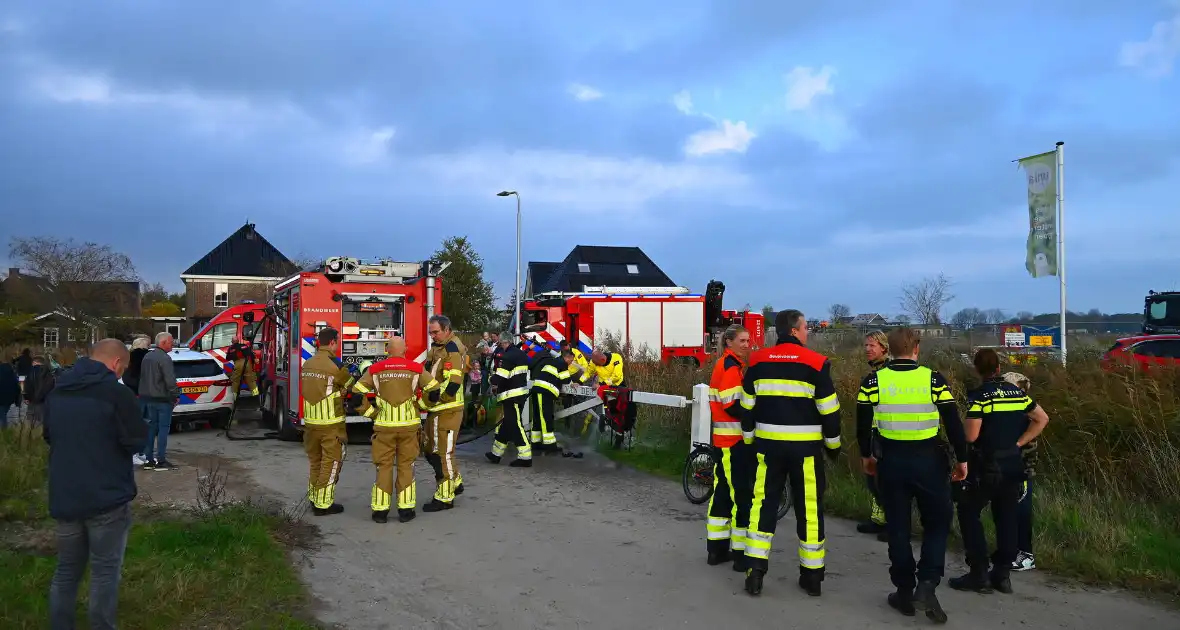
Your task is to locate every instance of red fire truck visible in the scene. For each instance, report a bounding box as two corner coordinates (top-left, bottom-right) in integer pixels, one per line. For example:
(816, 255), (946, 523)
(520, 279), (764, 366)
(189, 257), (448, 440)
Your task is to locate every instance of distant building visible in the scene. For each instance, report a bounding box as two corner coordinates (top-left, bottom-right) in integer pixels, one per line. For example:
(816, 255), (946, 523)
(2, 268), (141, 350)
(525, 245), (678, 298)
(180, 222), (298, 333)
(850, 313), (889, 327)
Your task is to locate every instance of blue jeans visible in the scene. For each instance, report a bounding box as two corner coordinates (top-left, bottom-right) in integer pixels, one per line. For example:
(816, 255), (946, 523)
(49, 501), (132, 630)
(136, 398), (149, 456)
(143, 400), (174, 463)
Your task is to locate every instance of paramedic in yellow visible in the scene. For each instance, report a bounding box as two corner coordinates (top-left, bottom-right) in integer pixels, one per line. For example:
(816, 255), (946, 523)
(419, 314), (467, 512)
(585, 349), (625, 386)
(301, 327), (356, 516)
(354, 337), (423, 524)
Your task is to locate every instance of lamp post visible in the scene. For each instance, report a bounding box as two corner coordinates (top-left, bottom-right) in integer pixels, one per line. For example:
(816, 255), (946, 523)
(496, 190), (521, 336)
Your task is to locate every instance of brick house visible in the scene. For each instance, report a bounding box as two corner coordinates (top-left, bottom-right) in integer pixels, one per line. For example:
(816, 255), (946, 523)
(180, 222), (298, 333)
(1, 268), (142, 350)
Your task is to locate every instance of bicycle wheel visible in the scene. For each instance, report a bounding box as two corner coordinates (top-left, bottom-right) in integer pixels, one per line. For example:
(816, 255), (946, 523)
(776, 484), (794, 521)
(683, 446), (716, 505)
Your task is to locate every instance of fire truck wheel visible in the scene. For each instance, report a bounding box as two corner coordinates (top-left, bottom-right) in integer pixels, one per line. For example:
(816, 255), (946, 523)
(276, 390), (301, 442)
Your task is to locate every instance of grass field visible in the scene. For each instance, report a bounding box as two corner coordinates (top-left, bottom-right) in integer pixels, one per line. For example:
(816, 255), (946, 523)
(0, 423), (320, 630)
(594, 338), (1180, 596)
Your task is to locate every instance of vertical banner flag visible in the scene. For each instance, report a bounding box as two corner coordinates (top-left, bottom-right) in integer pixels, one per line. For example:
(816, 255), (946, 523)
(1018, 151), (1058, 278)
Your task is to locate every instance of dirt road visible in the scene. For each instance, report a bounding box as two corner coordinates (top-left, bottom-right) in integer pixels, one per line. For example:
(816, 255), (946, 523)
(164, 426), (1176, 630)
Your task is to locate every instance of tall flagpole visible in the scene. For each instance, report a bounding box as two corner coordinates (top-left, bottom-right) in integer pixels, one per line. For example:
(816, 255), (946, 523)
(1055, 141), (1067, 365)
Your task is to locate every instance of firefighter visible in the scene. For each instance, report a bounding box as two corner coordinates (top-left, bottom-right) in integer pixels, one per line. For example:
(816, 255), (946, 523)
(586, 348), (625, 386)
(705, 324), (755, 572)
(529, 345), (574, 452)
(949, 349), (1049, 595)
(354, 337), (424, 524)
(559, 339), (590, 382)
(486, 332), (532, 467)
(856, 327), (969, 623)
(301, 327), (357, 516)
(738, 310), (841, 598)
(419, 314), (468, 512)
(227, 336), (259, 397)
(857, 330), (891, 541)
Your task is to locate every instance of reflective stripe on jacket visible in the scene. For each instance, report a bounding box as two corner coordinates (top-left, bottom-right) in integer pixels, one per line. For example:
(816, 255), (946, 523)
(357, 356), (423, 428)
(301, 349), (354, 425)
(421, 334), (467, 413)
(738, 336), (841, 450)
(493, 345), (531, 401)
(708, 350), (745, 448)
(871, 366), (941, 440)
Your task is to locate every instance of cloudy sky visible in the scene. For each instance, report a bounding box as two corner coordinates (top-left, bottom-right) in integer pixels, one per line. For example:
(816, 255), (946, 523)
(2, 1), (1179, 320)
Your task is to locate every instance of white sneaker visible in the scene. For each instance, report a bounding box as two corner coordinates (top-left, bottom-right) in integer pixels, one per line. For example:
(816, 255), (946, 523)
(132, 453), (147, 466)
(1012, 551), (1036, 571)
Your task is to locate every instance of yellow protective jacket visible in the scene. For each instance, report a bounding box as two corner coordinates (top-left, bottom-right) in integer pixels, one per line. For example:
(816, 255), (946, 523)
(587, 352), (625, 386)
(300, 349), (355, 425)
(420, 333), (467, 413)
(355, 356), (422, 428)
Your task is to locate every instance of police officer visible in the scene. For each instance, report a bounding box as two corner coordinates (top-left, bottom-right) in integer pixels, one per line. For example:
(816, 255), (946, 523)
(528, 344), (574, 452)
(856, 327), (969, 623)
(705, 324), (754, 572)
(857, 330), (891, 541)
(486, 332), (533, 466)
(949, 349), (1049, 594)
(301, 327), (357, 516)
(738, 310), (842, 597)
(355, 337), (424, 524)
(227, 336), (259, 397)
(419, 314), (467, 512)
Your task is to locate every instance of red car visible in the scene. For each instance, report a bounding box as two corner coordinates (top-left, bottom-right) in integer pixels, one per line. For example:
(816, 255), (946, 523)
(1100, 334), (1180, 371)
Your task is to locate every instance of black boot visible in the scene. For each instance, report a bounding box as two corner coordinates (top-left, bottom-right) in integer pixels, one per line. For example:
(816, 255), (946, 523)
(887, 588), (916, 616)
(706, 549), (730, 566)
(949, 572), (994, 594)
(313, 504), (344, 516)
(509, 458), (533, 468)
(398, 508), (416, 523)
(744, 568), (765, 596)
(857, 520), (885, 534)
(989, 572), (1013, 594)
(372, 510), (389, 524)
(877, 531), (889, 542)
(731, 550), (747, 573)
(485, 452), (502, 464)
(798, 569), (823, 597)
(454, 483), (465, 495)
(913, 580), (948, 624)
(422, 499), (453, 513)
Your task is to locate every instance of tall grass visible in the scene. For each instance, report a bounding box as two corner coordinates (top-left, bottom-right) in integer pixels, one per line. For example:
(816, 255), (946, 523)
(593, 334), (1180, 594)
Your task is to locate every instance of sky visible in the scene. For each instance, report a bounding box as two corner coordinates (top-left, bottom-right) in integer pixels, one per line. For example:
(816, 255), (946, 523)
(2, 1), (1179, 321)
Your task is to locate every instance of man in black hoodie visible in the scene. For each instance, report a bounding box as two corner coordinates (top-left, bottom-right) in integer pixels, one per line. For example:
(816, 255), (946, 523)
(44, 338), (147, 630)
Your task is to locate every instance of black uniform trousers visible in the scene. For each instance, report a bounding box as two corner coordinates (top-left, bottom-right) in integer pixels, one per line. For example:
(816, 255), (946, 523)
(529, 391), (558, 446)
(956, 455), (1024, 579)
(491, 397), (531, 460)
(706, 440), (756, 555)
(877, 441), (953, 590)
(746, 442), (827, 576)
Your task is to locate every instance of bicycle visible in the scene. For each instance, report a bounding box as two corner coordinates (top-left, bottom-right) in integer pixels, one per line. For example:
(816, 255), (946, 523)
(683, 442), (792, 521)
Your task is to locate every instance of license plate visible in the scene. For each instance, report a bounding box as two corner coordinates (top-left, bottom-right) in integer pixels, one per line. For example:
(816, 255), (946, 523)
(181, 385), (209, 394)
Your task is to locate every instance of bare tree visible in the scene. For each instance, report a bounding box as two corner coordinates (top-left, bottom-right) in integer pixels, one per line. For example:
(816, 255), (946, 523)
(10, 237), (139, 284)
(983, 308), (1008, 324)
(288, 253), (323, 273)
(950, 307), (987, 329)
(141, 281), (169, 306)
(828, 303), (851, 323)
(1015, 310), (1034, 322)
(894, 314), (912, 325)
(899, 274), (954, 325)
(8, 236), (140, 317)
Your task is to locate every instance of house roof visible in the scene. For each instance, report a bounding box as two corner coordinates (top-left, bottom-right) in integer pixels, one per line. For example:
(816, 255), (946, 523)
(182, 222), (297, 278)
(2, 270), (140, 317)
(851, 313), (886, 323)
(532, 245), (677, 294)
(525, 262), (561, 297)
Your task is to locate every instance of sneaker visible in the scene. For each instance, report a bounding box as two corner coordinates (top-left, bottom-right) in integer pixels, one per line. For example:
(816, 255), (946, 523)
(1012, 551), (1036, 572)
(154, 460), (178, 471)
(132, 453), (147, 466)
(142, 460), (157, 471)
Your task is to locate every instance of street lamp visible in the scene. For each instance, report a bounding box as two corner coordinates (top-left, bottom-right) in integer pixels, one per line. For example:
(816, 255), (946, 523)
(496, 190), (521, 336)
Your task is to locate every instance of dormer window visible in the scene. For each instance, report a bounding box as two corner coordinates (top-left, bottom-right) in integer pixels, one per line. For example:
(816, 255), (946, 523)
(626, 264), (639, 274)
(578, 263), (590, 273)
